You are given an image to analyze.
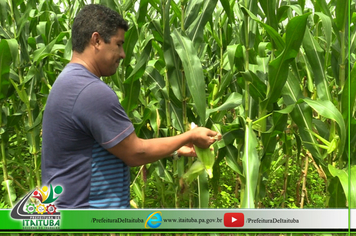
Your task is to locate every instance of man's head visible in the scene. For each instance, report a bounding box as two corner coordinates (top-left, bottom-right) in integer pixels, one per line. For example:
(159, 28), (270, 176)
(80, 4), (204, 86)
(72, 4), (128, 53)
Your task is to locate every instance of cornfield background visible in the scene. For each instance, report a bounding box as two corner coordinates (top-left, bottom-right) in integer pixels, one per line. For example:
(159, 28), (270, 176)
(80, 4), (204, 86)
(0, 0), (354, 213)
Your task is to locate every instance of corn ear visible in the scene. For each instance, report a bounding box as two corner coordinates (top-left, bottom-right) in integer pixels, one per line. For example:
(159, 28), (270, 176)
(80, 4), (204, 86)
(194, 145), (215, 178)
(182, 160), (205, 183)
(191, 122), (216, 178)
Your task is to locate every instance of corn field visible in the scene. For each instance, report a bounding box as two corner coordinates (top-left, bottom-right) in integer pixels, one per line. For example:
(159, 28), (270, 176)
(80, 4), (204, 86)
(0, 0), (354, 210)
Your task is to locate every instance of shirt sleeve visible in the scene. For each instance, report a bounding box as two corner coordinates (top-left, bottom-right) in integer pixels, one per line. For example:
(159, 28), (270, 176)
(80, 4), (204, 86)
(72, 80), (135, 149)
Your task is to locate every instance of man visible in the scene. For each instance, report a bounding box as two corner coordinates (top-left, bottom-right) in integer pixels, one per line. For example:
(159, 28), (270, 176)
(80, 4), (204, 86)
(41, 4), (219, 209)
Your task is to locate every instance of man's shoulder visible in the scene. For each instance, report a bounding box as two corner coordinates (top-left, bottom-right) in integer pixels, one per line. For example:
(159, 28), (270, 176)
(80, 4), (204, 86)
(52, 63), (108, 95)
(57, 63), (97, 81)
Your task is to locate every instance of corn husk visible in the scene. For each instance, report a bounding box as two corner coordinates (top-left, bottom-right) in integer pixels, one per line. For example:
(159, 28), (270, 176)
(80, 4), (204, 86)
(190, 122), (216, 178)
(182, 160), (205, 183)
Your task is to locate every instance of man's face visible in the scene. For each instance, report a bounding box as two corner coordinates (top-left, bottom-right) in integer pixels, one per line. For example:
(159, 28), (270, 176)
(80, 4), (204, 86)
(96, 28), (126, 77)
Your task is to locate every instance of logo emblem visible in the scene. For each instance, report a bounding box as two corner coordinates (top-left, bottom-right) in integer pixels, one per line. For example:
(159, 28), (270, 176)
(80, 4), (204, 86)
(224, 213), (244, 227)
(11, 184), (63, 230)
(145, 211), (162, 229)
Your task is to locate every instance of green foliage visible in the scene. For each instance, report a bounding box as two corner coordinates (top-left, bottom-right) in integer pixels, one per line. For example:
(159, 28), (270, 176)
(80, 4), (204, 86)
(0, 0), (352, 210)
(261, 155), (326, 208)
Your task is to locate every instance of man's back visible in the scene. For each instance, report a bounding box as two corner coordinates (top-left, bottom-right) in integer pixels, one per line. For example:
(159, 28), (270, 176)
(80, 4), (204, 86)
(41, 63), (134, 208)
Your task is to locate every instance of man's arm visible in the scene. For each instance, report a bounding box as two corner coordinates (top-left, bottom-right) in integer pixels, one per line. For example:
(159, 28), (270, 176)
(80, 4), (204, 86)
(107, 127), (218, 167)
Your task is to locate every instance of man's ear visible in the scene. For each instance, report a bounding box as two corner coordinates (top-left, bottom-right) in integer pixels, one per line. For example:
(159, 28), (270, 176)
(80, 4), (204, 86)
(90, 32), (101, 47)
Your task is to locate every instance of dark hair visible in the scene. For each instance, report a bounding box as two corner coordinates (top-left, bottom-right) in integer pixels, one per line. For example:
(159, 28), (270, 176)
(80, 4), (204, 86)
(71, 4), (129, 53)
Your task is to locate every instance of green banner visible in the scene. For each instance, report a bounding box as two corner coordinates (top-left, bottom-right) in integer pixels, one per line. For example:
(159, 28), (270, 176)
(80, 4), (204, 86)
(0, 209), (348, 231)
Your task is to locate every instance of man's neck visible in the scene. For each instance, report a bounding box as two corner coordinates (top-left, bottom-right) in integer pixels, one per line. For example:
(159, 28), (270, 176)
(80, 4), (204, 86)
(70, 51), (100, 77)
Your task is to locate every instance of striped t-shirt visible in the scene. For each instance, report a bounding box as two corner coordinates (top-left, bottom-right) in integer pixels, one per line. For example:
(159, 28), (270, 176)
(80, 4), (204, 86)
(41, 63), (134, 209)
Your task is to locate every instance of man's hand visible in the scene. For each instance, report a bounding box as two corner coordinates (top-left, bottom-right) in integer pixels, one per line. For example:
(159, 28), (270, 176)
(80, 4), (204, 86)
(189, 127), (222, 149)
(178, 144), (196, 157)
(108, 126), (222, 166)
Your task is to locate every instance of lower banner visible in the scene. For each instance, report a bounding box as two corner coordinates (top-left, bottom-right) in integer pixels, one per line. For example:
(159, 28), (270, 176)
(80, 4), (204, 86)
(1, 208), (348, 231)
(1, 184), (348, 232)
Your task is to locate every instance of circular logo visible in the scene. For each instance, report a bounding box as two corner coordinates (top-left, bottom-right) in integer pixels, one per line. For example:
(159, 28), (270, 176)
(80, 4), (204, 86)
(36, 204), (46, 214)
(145, 211), (162, 229)
(46, 204), (57, 214)
(26, 203), (36, 214)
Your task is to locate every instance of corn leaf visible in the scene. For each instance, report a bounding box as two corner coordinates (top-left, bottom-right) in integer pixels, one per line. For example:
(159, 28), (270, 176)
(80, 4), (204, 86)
(327, 176), (346, 208)
(240, 6), (285, 54)
(302, 28), (332, 101)
(163, 0), (183, 101)
(2, 180), (16, 208)
(132, 182), (143, 201)
(33, 32), (68, 63)
(136, 0), (149, 27)
(184, 0), (204, 30)
(198, 172), (209, 208)
(259, 0), (278, 31)
(314, 12), (332, 60)
(241, 120), (260, 208)
(122, 39), (152, 113)
(186, 0), (218, 45)
(122, 23), (139, 67)
(351, 165), (356, 208)
(171, 29), (206, 125)
(225, 145), (243, 177)
(344, 62), (356, 122)
(302, 98), (346, 158)
(206, 92), (243, 117)
(328, 165), (355, 208)
(282, 70), (323, 164)
(156, 160), (173, 183)
(183, 160), (205, 183)
(170, 102), (185, 132)
(262, 13), (311, 111)
(261, 109), (288, 159)
(335, 0), (348, 32)
(241, 70), (267, 101)
(0, 40), (13, 100)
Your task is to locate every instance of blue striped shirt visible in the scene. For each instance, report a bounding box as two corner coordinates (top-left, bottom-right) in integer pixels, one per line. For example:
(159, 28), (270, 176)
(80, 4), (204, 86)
(42, 63), (134, 209)
(89, 141), (130, 208)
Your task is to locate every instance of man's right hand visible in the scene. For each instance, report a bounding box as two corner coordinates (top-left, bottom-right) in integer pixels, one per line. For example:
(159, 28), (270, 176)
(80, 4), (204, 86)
(108, 126), (221, 167)
(189, 127), (221, 149)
